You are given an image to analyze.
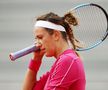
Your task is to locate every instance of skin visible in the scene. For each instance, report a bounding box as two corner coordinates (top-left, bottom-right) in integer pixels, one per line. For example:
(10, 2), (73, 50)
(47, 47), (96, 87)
(33, 27), (69, 59)
(22, 27), (69, 90)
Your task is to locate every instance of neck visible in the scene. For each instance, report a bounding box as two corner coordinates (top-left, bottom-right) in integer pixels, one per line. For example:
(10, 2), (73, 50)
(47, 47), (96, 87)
(54, 40), (69, 59)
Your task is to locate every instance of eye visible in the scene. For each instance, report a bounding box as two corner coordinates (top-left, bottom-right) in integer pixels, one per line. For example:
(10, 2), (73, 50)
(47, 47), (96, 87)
(37, 36), (43, 39)
(35, 35), (43, 40)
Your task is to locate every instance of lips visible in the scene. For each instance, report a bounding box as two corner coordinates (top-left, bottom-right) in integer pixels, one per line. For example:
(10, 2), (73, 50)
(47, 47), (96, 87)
(41, 46), (45, 50)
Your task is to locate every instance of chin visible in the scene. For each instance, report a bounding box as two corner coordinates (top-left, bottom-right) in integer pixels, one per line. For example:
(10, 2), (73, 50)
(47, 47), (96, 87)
(45, 53), (53, 57)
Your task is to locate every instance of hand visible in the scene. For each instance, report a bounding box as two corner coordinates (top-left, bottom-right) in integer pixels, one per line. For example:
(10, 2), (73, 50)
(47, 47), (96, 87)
(32, 42), (45, 61)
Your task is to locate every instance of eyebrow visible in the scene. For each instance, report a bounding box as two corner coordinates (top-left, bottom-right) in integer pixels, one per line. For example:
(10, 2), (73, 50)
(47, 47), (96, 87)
(35, 35), (43, 39)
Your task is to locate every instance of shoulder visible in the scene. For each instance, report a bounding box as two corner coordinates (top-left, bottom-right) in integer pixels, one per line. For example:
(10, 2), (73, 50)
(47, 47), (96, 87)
(57, 51), (78, 66)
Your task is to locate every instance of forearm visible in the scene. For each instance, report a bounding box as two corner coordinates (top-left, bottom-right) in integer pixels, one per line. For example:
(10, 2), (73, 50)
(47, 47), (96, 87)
(22, 69), (37, 90)
(22, 59), (41, 90)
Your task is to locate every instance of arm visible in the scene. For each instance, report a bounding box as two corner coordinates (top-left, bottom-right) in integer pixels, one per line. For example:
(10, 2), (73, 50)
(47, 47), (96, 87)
(42, 56), (73, 90)
(22, 47), (47, 90)
(22, 68), (37, 90)
(22, 59), (41, 90)
(44, 56), (80, 90)
(22, 59), (50, 90)
(44, 55), (86, 90)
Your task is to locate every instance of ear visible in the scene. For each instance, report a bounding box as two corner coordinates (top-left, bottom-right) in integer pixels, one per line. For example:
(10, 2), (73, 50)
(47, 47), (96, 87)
(53, 30), (61, 41)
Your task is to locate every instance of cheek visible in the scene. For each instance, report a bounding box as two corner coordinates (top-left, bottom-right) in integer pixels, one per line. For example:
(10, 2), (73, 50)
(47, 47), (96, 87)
(47, 40), (55, 49)
(43, 37), (53, 47)
(44, 41), (56, 56)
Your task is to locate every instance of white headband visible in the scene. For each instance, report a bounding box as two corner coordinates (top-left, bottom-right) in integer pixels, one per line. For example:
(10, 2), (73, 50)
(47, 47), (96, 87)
(34, 20), (66, 32)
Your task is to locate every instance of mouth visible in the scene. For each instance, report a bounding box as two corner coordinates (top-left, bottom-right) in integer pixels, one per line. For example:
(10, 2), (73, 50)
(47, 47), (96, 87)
(41, 48), (46, 51)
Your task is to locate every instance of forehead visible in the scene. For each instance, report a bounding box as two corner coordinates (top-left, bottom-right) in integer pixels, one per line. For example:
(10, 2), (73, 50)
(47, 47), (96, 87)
(33, 27), (48, 35)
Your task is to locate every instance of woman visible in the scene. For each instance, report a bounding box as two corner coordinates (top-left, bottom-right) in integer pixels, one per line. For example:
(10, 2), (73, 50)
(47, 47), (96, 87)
(22, 12), (86, 90)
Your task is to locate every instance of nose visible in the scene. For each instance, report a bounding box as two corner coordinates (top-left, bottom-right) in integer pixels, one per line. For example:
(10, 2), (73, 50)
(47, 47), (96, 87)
(34, 41), (42, 47)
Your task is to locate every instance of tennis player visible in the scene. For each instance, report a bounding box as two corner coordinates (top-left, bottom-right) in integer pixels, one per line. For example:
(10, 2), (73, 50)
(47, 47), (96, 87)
(22, 12), (86, 90)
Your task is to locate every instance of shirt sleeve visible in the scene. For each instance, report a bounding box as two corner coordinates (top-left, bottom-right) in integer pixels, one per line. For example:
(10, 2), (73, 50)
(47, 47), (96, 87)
(33, 72), (50, 90)
(44, 55), (85, 90)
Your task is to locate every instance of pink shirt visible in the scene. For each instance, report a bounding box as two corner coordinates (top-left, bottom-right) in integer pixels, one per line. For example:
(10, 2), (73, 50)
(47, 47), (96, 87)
(33, 49), (86, 90)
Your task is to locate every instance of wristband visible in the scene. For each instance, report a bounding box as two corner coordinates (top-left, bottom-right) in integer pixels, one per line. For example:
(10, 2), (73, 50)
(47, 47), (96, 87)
(28, 59), (41, 72)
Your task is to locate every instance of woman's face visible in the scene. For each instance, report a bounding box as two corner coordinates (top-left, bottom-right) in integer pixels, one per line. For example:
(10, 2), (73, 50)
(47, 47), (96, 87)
(34, 27), (56, 57)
